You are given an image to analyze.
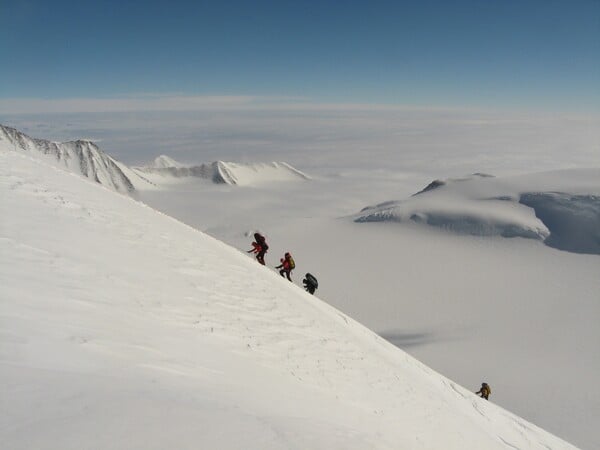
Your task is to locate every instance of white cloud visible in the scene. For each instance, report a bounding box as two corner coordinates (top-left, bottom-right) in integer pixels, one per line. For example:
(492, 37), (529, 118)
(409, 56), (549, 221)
(0, 93), (473, 115)
(0, 95), (266, 114)
(1, 95), (598, 178)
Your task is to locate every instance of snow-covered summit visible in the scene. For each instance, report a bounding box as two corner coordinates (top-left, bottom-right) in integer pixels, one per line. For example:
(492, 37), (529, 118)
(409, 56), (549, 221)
(134, 157), (310, 186)
(0, 124), (155, 194)
(0, 149), (576, 449)
(151, 154), (187, 169)
(355, 170), (600, 255)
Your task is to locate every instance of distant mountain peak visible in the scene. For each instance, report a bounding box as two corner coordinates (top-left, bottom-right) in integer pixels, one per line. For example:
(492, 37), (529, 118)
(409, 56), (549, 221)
(135, 157), (310, 186)
(152, 154), (186, 169)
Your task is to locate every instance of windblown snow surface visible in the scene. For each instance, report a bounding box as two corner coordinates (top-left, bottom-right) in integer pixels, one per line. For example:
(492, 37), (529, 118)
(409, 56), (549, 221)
(0, 149), (577, 449)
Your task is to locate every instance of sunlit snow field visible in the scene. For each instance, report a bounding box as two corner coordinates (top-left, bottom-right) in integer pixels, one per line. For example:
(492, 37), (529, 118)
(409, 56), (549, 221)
(138, 163), (600, 450)
(118, 108), (600, 449)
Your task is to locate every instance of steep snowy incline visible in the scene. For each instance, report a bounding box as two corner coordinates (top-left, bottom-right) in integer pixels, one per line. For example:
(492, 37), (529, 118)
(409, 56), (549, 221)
(0, 124), (155, 193)
(0, 150), (576, 449)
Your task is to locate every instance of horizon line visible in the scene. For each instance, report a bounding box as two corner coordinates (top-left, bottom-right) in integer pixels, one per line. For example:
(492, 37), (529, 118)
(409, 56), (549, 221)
(2, 94), (599, 117)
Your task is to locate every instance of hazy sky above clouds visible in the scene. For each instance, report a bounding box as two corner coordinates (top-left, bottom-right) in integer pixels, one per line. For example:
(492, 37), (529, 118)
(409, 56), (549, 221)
(1, 0), (599, 110)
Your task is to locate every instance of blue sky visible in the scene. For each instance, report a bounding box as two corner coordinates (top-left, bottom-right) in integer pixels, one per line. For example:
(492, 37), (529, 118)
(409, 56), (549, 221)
(1, 0), (599, 110)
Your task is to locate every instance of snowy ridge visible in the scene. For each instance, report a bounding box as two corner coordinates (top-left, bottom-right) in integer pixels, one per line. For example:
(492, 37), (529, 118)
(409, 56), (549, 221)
(0, 124), (155, 194)
(355, 171), (600, 255)
(134, 156), (310, 186)
(216, 161), (310, 185)
(0, 125), (309, 192)
(0, 148), (576, 449)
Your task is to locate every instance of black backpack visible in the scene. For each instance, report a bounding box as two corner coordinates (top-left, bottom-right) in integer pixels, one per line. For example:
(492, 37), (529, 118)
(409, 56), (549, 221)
(254, 233), (268, 250)
(305, 273), (318, 289)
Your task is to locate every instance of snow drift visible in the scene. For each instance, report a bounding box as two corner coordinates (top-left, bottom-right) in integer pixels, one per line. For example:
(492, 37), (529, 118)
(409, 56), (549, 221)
(134, 156), (310, 186)
(355, 171), (600, 255)
(0, 147), (576, 449)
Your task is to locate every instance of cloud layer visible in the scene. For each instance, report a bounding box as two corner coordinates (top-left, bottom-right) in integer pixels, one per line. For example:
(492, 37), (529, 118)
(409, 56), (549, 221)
(1, 95), (598, 180)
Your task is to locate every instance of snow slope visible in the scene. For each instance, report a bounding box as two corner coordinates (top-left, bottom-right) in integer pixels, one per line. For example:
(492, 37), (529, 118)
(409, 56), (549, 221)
(134, 157), (310, 187)
(0, 124), (156, 193)
(137, 165), (600, 448)
(354, 171), (600, 255)
(0, 149), (576, 449)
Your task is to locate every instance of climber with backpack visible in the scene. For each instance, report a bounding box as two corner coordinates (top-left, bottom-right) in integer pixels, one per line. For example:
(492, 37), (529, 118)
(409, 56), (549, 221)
(247, 232), (268, 265)
(302, 273), (318, 294)
(276, 252), (295, 281)
(475, 382), (491, 400)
